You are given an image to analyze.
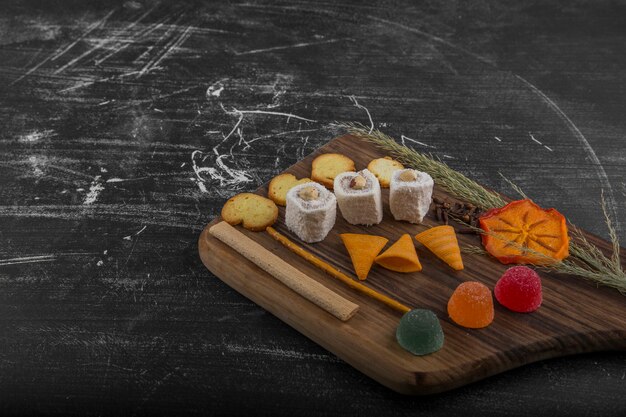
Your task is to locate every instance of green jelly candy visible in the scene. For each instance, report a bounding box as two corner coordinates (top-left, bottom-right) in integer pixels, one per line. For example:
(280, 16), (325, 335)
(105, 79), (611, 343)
(396, 309), (444, 356)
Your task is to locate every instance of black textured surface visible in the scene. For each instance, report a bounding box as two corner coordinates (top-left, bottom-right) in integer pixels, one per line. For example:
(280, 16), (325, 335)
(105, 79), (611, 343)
(1, 1), (625, 415)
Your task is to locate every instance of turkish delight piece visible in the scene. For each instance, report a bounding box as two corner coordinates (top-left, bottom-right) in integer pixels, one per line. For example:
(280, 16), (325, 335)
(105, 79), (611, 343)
(285, 182), (336, 243)
(333, 169), (383, 226)
(389, 169), (434, 224)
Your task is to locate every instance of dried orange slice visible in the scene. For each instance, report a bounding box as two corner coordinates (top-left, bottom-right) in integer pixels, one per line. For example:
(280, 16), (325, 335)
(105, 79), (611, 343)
(479, 199), (569, 265)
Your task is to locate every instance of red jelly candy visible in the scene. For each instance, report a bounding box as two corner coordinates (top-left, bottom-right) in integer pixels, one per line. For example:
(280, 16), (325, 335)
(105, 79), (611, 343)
(494, 266), (542, 312)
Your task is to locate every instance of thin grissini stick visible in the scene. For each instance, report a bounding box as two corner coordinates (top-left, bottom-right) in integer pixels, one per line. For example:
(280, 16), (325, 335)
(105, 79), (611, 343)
(209, 222), (359, 321)
(266, 226), (412, 314)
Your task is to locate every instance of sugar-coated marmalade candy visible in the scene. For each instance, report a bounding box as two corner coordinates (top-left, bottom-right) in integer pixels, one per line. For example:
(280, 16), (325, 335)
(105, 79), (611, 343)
(494, 266), (542, 312)
(396, 309), (444, 356)
(447, 281), (494, 329)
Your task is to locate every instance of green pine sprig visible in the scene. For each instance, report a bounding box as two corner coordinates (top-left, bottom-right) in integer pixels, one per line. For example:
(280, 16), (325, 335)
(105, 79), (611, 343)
(335, 122), (626, 295)
(335, 122), (506, 209)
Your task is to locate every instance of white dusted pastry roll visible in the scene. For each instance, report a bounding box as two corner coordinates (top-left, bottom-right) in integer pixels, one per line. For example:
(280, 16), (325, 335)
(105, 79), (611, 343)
(285, 182), (337, 243)
(389, 169), (434, 224)
(333, 169), (383, 226)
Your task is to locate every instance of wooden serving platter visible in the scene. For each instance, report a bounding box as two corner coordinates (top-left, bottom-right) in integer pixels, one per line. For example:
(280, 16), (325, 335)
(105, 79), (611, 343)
(198, 134), (626, 395)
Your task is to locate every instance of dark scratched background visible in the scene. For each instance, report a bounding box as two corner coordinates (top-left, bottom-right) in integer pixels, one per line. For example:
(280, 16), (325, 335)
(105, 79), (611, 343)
(1, 1), (625, 415)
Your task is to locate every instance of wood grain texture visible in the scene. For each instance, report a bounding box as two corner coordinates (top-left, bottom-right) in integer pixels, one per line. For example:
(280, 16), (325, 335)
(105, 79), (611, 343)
(199, 134), (626, 395)
(1, 0), (626, 415)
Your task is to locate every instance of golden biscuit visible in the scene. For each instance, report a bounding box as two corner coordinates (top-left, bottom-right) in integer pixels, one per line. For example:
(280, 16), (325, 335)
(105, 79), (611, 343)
(268, 173), (312, 206)
(221, 193), (278, 231)
(311, 153), (355, 189)
(367, 156), (404, 188)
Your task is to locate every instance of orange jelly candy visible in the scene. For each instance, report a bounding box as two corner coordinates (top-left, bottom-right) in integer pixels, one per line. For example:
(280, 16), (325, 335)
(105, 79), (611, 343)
(447, 281), (494, 329)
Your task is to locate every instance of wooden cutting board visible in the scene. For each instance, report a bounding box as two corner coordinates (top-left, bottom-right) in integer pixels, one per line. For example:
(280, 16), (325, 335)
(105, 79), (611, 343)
(198, 134), (626, 395)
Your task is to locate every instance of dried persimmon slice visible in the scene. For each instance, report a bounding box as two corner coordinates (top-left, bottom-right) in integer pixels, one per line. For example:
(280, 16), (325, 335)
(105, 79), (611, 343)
(479, 199), (569, 265)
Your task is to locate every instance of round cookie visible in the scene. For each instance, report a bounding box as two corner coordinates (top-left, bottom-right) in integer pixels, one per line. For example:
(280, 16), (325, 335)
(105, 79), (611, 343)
(367, 156), (404, 188)
(221, 193), (278, 231)
(268, 173), (313, 206)
(311, 153), (355, 189)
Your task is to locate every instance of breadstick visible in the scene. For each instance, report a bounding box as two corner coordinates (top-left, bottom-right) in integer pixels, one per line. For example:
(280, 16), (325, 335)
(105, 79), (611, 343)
(209, 221), (359, 321)
(266, 227), (412, 314)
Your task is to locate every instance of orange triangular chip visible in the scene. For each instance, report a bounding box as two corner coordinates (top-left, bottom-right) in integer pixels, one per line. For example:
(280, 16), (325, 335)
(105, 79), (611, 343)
(340, 233), (389, 280)
(374, 234), (422, 273)
(415, 225), (464, 270)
